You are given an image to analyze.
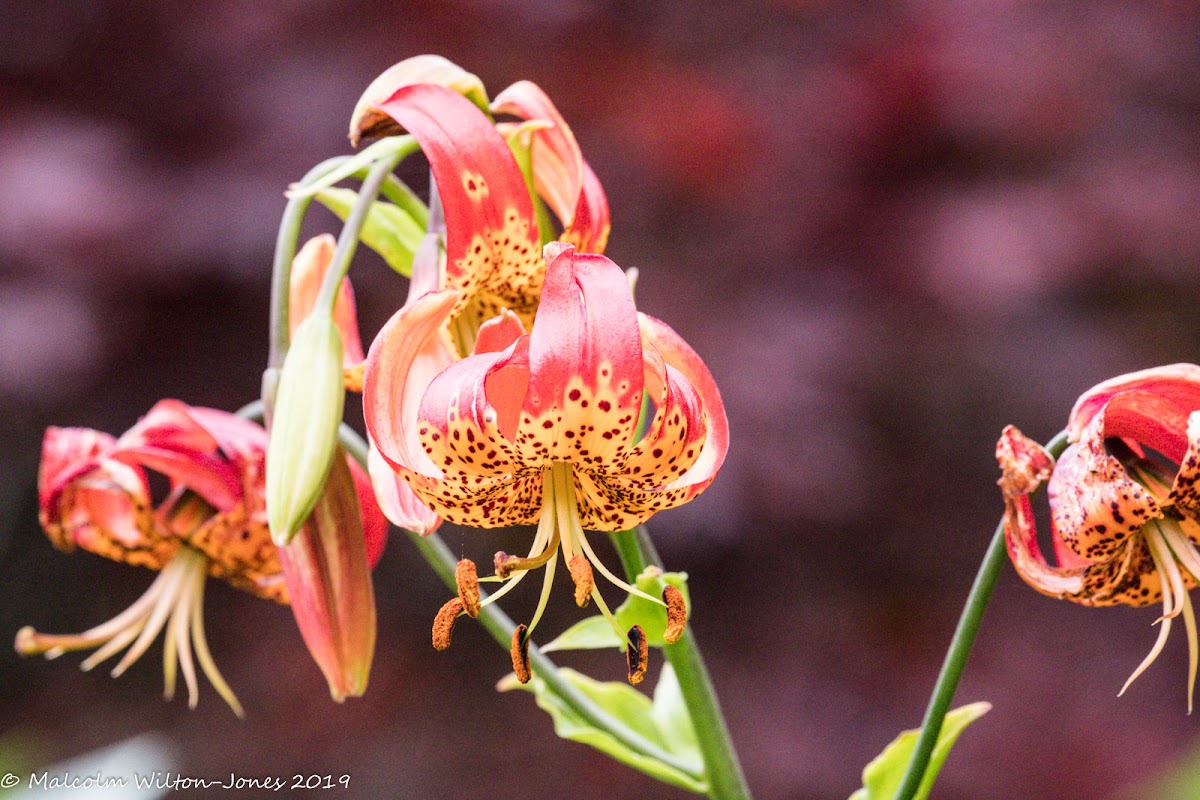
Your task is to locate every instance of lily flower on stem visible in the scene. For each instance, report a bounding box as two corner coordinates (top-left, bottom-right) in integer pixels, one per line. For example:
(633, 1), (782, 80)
(347, 55), (611, 340)
(999, 364), (1200, 710)
(17, 400), (385, 714)
(364, 243), (727, 683)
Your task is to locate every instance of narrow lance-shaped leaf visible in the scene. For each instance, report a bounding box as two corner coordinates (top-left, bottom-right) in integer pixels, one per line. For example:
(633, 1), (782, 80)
(315, 189), (424, 277)
(498, 665), (708, 794)
(848, 702), (991, 800)
(266, 314), (345, 544)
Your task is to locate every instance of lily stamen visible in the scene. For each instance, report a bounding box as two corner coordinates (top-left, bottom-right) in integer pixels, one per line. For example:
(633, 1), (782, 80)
(16, 546), (244, 717)
(1124, 529), (1178, 698)
(456, 559), (481, 617)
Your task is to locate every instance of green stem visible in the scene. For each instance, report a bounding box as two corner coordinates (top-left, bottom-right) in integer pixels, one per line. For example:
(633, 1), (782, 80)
(891, 429), (1070, 800)
(610, 527), (753, 800)
(266, 155), (427, 371)
(314, 152), (405, 317)
(335, 427), (705, 782)
(268, 157), (352, 370)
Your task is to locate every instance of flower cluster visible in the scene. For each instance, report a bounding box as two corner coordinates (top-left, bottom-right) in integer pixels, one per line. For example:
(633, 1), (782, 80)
(345, 56), (726, 682)
(18, 54), (727, 709)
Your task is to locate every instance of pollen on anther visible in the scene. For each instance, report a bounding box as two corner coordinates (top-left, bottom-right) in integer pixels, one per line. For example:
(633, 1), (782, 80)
(511, 624), (532, 683)
(432, 598), (465, 651)
(663, 585), (687, 644)
(567, 555), (594, 607)
(626, 625), (648, 686)
(456, 559), (481, 618)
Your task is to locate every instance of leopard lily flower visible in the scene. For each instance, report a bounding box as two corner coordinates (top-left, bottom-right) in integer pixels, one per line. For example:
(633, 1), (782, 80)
(17, 400), (385, 714)
(364, 243), (727, 682)
(999, 364), (1200, 709)
(348, 55), (611, 340)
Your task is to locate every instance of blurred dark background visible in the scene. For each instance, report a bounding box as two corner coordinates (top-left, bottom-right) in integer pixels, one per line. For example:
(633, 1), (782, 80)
(2, 1), (1200, 798)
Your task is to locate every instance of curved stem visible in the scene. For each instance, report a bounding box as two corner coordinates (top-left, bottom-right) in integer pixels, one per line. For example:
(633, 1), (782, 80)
(891, 429), (1069, 800)
(268, 157), (352, 370)
(335, 426), (704, 782)
(266, 156), (427, 371)
(315, 152), (407, 317)
(611, 527), (753, 800)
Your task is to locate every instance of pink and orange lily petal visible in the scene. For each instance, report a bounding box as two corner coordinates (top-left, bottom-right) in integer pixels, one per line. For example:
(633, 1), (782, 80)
(492, 80), (611, 254)
(364, 244), (726, 681)
(366, 82), (542, 327)
(999, 364), (1200, 708)
(348, 57), (611, 333)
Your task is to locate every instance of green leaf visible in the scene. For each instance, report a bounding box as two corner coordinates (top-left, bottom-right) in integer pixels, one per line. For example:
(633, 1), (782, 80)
(850, 702), (991, 800)
(542, 568), (690, 653)
(316, 188), (423, 276)
(499, 665), (707, 794)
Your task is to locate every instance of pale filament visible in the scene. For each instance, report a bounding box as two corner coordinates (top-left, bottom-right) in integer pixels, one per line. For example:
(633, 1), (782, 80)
(16, 546), (244, 717)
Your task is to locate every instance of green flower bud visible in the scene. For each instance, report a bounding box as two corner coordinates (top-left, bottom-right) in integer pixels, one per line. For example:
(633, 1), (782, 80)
(266, 313), (345, 544)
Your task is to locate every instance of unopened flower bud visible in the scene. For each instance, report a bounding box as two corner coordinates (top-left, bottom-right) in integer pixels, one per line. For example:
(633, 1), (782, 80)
(266, 314), (345, 544)
(277, 452), (376, 702)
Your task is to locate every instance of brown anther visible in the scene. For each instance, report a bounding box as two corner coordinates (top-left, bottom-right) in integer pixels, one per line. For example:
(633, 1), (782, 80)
(432, 598), (465, 651)
(626, 625), (648, 686)
(494, 551), (519, 580)
(663, 585), (687, 644)
(456, 559), (481, 618)
(511, 624), (532, 683)
(567, 555), (594, 607)
(343, 363), (365, 393)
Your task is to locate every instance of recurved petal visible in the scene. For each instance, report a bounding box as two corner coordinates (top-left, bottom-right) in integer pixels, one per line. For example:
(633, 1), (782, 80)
(372, 84), (542, 322)
(184, 407), (268, 467)
(560, 161), (611, 255)
(66, 462), (174, 569)
(367, 438), (441, 536)
(572, 469), (699, 532)
(1068, 363), (1200, 462)
(1171, 411), (1200, 525)
(616, 353), (707, 492)
(996, 427), (1087, 599)
(187, 506), (284, 601)
(403, 468), (544, 529)
(39, 426), (117, 519)
(418, 346), (525, 481)
(349, 55), (488, 146)
(289, 234), (366, 369)
(363, 289), (458, 480)
(1049, 410), (1162, 565)
(515, 244), (643, 466)
(111, 400), (244, 512)
(637, 313), (729, 494)
(491, 81), (584, 230)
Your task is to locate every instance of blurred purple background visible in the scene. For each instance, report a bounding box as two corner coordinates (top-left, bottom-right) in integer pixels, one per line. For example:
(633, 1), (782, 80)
(2, 2), (1200, 798)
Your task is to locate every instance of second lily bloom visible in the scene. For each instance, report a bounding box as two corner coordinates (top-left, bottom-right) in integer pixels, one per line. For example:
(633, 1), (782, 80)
(999, 364), (1200, 708)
